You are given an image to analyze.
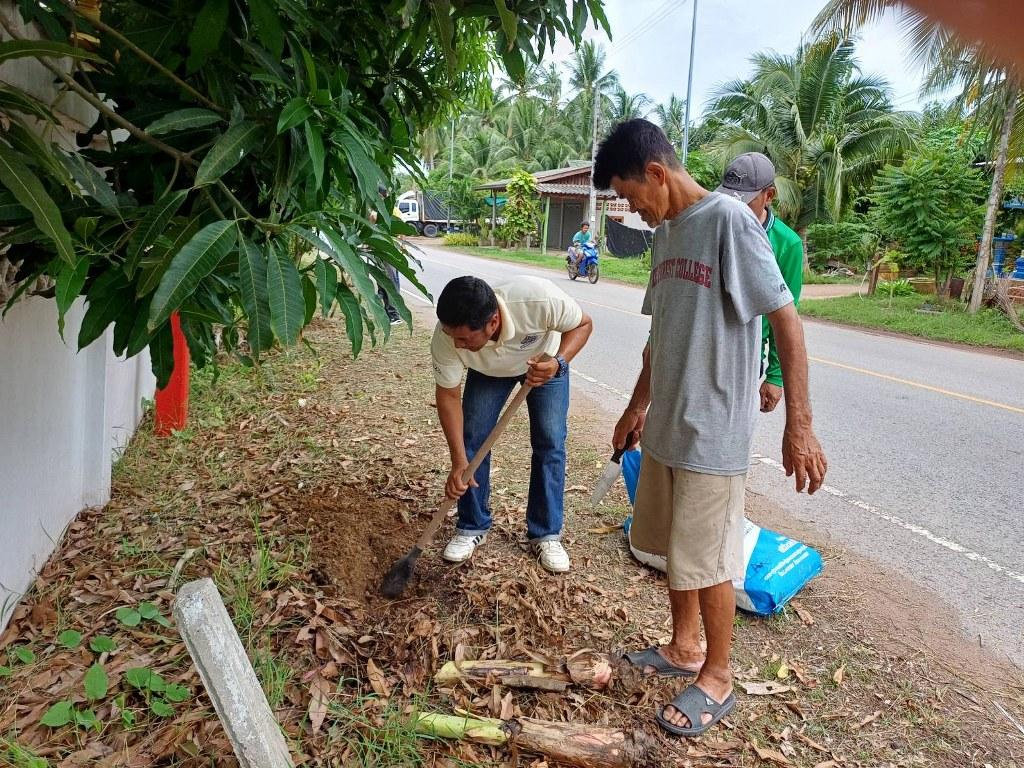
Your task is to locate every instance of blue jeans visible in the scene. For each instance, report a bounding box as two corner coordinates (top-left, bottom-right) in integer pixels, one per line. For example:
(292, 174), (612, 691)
(457, 368), (570, 541)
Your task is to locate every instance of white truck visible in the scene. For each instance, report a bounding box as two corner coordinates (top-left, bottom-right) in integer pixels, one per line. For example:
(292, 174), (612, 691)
(395, 190), (462, 237)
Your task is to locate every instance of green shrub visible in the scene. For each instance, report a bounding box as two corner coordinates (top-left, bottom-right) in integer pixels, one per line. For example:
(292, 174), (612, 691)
(443, 233), (479, 247)
(877, 279), (916, 298)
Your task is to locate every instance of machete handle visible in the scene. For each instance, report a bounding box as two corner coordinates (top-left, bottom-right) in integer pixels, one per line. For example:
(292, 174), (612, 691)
(612, 430), (636, 462)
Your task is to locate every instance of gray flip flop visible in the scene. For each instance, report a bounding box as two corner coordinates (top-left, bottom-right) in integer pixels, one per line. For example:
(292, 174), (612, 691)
(655, 684), (735, 737)
(622, 646), (698, 678)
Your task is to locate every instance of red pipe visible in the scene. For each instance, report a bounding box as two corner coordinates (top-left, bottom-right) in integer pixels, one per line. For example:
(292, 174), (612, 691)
(154, 311), (190, 436)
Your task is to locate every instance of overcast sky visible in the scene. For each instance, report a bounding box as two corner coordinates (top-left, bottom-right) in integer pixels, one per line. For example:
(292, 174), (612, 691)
(548, 0), (931, 117)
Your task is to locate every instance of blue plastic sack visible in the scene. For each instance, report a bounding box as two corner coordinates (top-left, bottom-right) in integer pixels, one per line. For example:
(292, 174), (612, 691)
(619, 448), (822, 615)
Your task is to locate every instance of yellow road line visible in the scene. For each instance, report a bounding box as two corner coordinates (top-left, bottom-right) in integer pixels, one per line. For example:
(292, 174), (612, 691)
(809, 356), (1024, 415)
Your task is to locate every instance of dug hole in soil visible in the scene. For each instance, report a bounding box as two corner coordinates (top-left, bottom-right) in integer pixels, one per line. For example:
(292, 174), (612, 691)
(281, 490), (420, 603)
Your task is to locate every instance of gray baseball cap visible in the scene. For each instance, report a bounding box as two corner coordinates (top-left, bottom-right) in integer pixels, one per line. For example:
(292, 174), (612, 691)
(715, 152), (776, 203)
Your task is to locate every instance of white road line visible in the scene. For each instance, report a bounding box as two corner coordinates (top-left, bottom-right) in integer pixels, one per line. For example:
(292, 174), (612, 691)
(573, 369), (632, 402)
(401, 288), (433, 306)
(752, 454), (1024, 586)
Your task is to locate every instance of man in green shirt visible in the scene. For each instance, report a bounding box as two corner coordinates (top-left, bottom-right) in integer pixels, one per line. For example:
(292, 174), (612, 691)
(717, 153), (804, 413)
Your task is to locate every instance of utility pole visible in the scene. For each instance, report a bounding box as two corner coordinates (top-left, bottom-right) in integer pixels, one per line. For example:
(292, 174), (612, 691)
(681, 0), (698, 163)
(447, 118), (455, 230)
(588, 85), (600, 232)
(448, 118), (455, 181)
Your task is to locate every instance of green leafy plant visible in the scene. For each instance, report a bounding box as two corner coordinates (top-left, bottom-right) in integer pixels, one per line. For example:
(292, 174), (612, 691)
(806, 218), (878, 270)
(870, 145), (988, 290)
(116, 601), (171, 629)
(497, 169), (540, 247)
(124, 666), (189, 718)
(878, 279), (916, 298)
(89, 636), (117, 654)
(0, 0), (609, 384)
(442, 233), (479, 248)
(13, 646), (35, 664)
(56, 630), (82, 649)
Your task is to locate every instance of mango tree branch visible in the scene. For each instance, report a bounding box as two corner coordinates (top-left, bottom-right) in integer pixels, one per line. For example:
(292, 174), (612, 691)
(58, 0), (228, 115)
(0, 10), (195, 166)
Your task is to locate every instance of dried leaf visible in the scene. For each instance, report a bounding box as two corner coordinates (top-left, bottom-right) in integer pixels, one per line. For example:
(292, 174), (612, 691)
(791, 600), (814, 625)
(307, 672), (331, 733)
(853, 710), (882, 730)
(499, 691), (514, 720)
(366, 658), (391, 699)
(832, 664), (845, 687)
(739, 680), (793, 696)
(753, 744), (792, 765)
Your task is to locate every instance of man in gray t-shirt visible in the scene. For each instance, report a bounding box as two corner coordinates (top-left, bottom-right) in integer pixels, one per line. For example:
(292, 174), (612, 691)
(593, 119), (827, 738)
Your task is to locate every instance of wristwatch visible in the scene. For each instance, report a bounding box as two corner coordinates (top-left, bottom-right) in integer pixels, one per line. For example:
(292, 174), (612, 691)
(554, 354), (569, 378)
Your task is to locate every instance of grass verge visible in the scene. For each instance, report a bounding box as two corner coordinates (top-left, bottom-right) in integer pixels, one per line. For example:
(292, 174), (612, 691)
(800, 293), (1024, 353)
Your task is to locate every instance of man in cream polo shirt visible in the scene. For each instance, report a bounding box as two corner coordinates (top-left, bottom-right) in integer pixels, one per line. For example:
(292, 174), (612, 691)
(431, 275), (593, 572)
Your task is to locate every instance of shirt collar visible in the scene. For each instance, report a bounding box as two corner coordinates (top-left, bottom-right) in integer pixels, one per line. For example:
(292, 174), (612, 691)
(763, 208), (775, 232)
(489, 295), (515, 345)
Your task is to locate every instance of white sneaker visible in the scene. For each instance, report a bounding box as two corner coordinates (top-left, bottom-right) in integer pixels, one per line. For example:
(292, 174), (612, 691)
(532, 540), (570, 574)
(443, 533), (487, 563)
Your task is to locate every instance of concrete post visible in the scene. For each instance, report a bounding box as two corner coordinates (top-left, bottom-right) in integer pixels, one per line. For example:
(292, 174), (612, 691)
(541, 196), (551, 255)
(174, 578), (293, 768)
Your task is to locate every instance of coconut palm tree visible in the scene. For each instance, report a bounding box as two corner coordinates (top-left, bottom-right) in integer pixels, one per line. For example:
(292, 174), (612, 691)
(811, 0), (1023, 312)
(654, 94), (687, 148)
(607, 87), (651, 123)
(564, 40), (620, 153)
(707, 34), (917, 232)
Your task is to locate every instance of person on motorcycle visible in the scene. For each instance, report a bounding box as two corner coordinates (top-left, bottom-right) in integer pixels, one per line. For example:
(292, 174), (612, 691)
(570, 222), (592, 268)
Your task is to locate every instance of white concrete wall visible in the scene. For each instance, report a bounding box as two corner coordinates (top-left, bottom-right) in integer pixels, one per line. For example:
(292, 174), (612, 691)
(0, 297), (155, 626)
(0, 2), (155, 628)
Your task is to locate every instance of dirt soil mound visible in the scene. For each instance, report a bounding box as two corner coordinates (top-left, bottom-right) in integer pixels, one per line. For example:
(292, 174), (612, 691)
(278, 486), (422, 603)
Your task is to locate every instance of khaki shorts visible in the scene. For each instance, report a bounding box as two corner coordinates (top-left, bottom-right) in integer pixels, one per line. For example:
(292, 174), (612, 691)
(630, 453), (746, 591)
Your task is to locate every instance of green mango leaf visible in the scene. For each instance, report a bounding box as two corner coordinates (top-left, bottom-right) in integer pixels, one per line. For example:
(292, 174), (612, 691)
(127, 189), (190, 276)
(266, 243), (305, 345)
(309, 225), (390, 334)
(336, 128), (384, 199)
(248, 0), (284, 57)
(89, 636), (116, 654)
(148, 219), (236, 331)
(0, 83), (57, 122)
(83, 663), (108, 701)
(277, 97), (313, 134)
(115, 607), (141, 628)
(301, 272), (317, 325)
(195, 122), (263, 186)
(150, 698), (175, 718)
(187, 0), (229, 72)
(0, 146), (75, 265)
(136, 217), (204, 298)
(146, 109), (222, 136)
(238, 238), (274, 355)
(39, 700), (74, 728)
(304, 122), (325, 190)
(5, 119), (75, 191)
(149, 321), (175, 389)
(164, 683), (190, 703)
(0, 39), (106, 65)
(492, 0), (517, 45)
(78, 269), (130, 349)
(369, 264), (410, 327)
(124, 667), (152, 689)
(57, 630), (82, 649)
(0, 189), (29, 223)
(59, 152), (119, 211)
(335, 282), (363, 356)
(55, 257), (90, 339)
(14, 646), (35, 664)
(314, 257), (337, 317)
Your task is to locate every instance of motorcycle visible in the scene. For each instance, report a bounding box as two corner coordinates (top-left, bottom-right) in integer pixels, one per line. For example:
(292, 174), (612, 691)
(566, 241), (600, 284)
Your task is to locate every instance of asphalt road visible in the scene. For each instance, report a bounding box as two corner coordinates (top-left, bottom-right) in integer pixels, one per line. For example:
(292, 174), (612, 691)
(403, 242), (1024, 667)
